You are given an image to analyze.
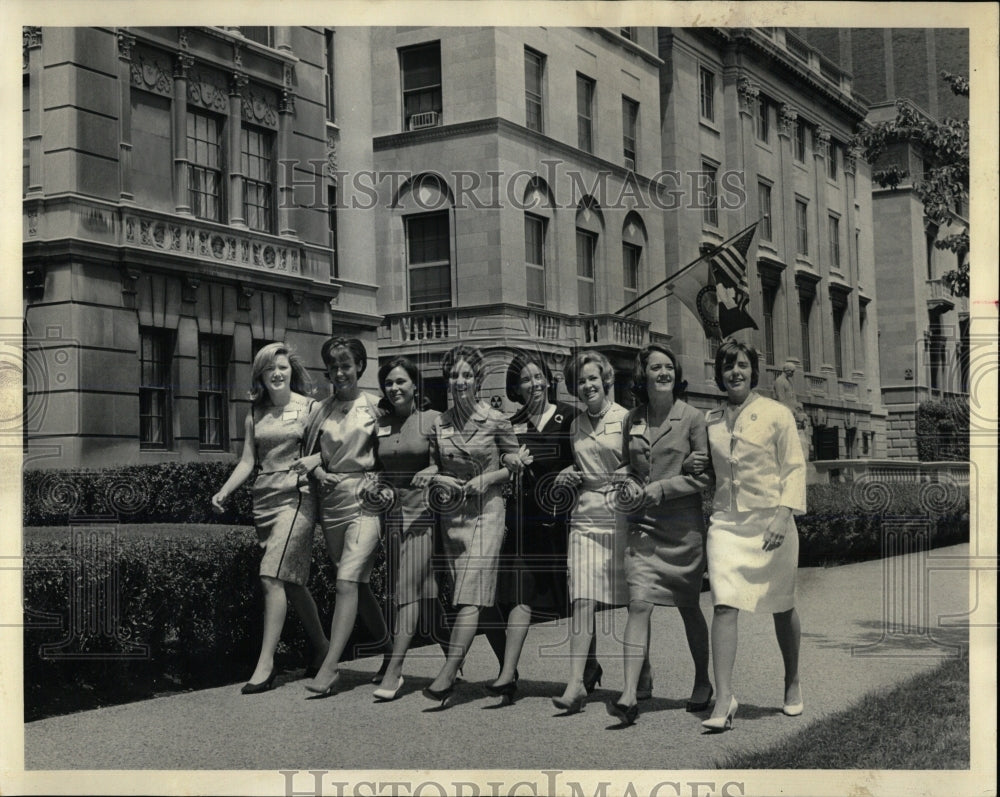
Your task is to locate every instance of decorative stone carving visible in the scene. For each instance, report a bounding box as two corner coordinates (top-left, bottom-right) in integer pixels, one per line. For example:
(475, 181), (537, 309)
(241, 84), (279, 128)
(814, 126), (831, 158)
(117, 31), (136, 61)
(233, 42), (243, 69)
(778, 104), (798, 137)
(328, 285), (341, 308)
(844, 146), (860, 176)
(279, 89), (295, 115)
(23, 27), (42, 70)
(238, 284), (255, 311)
(229, 71), (249, 97)
(283, 64), (294, 88)
(326, 134), (338, 177)
(188, 70), (229, 111)
(178, 28), (189, 50)
(736, 76), (759, 114)
(130, 49), (174, 97)
(287, 291), (304, 318)
(173, 53), (194, 81)
(182, 277), (200, 303)
(27, 210), (38, 237)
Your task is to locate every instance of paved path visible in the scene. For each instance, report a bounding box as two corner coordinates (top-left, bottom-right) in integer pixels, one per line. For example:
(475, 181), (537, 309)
(24, 544), (970, 771)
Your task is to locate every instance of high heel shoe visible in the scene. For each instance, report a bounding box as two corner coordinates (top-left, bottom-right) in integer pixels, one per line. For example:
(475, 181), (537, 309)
(304, 671), (341, 698)
(636, 665), (653, 701)
(484, 679), (519, 705)
(422, 683), (455, 708)
(606, 698), (639, 726)
(582, 663), (603, 695)
(701, 695), (738, 732)
(373, 676), (404, 702)
(241, 669), (277, 695)
(370, 658), (391, 685)
(686, 684), (714, 712)
(552, 687), (587, 715)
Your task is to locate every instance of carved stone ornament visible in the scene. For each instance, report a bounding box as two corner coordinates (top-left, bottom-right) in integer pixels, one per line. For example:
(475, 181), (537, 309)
(173, 53), (194, 81)
(736, 76), (759, 114)
(182, 277), (200, 303)
(233, 42), (243, 69)
(241, 84), (279, 128)
(117, 31), (136, 61)
(279, 88), (296, 115)
(844, 146), (860, 175)
(287, 291), (304, 318)
(188, 70), (229, 112)
(778, 104), (798, 137)
(326, 135), (338, 176)
(131, 49), (174, 97)
(238, 284), (255, 311)
(23, 26), (42, 69)
(178, 28), (189, 50)
(815, 125), (831, 149)
(229, 70), (249, 97)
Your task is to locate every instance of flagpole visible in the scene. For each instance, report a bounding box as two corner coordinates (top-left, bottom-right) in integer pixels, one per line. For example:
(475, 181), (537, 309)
(613, 218), (762, 316)
(621, 287), (675, 319)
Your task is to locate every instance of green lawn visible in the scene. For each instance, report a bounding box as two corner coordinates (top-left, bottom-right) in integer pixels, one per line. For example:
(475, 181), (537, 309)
(721, 655), (970, 769)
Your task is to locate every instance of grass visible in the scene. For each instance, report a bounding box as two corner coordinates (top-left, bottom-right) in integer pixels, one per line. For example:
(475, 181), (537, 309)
(720, 655), (970, 769)
(24, 523), (249, 540)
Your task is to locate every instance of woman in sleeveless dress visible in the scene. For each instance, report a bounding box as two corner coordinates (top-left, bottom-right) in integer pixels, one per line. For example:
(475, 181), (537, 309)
(211, 342), (329, 694)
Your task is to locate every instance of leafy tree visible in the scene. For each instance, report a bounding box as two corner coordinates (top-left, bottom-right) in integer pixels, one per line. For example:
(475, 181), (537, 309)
(852, 71), (969, 297)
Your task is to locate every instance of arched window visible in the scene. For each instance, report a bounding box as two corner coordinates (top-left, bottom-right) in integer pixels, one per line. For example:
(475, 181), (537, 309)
(393, 174), (455, 311)
(621, 212), (647, 313)
(575, 198), (604, 315)
(523, 176), (556, 309)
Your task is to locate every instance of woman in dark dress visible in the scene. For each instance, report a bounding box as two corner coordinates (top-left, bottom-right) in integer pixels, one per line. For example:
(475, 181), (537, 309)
(481, 352), (576, 703)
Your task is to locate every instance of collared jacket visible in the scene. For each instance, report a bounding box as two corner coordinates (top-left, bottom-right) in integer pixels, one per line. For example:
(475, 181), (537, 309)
(706, 394), (806, 515)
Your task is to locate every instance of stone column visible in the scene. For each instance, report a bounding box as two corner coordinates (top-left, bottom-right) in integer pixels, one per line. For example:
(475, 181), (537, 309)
(228, 71), (248, 227)
(23, 27), (44, 196)
(277, 67), (296, 237)
(776, 103), (799, 364)
(116, 31), (136, 201)
(172, 53), (194, 214)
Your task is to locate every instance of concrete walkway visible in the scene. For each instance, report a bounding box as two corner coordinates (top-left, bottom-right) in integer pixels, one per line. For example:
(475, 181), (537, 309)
(24, 544), (971, 771)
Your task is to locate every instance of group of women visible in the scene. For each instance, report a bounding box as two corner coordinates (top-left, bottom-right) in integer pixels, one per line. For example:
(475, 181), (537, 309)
(212, 335), (806, 733)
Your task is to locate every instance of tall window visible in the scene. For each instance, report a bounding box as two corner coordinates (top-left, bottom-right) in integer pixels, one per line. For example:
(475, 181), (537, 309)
(623, 243), (641, 309)
(576, 74), (595, 153)
(131, 90), (173, 211)
(794, 120), (806, 162)
(242, 126), (273, 234)
(828, 214), (840, 267)
(139, 328), (172, 449)
(576, 229), (597, 314)
(701, 161), (719, 226)
(795, 199), (809, 255)
(758, 181), (772, 242)
(187, 110), (223, 222)
(699, 67), (715, 122)
(619, 27), (634, 41)
(524, 213), (546, 309)
(324, 30), (336, 122)
(524, 47), (545, 133)
(328, 184), (339, 278)
(828, 140), (838, 179)
(855, 229), (861, 270)
(756, 95), (769, 142)
(198, 335), (230, 450)
(401, 42), (442, 130)
(406, 212), (451, 310)
(622, 96), (638, 171)
(833, 303), (846, 378)
(925, 231), (935, 279)
(799, 295), (813, 373)
(762, 284), (777, 365)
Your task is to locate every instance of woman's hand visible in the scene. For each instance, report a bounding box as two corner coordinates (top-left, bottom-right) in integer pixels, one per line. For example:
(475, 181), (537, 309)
(314, 468), (345, 489)
(554, 465), (582, 488)
(210, 492), (227, 514)
(762, 507), (793, 551)
(682, 451), (710, 475)
(410, 466), (437, 488)
(432, 474), (466, 493)
(289, 457), (312, 476)
(462, 473), (492, 497)
(502, 445), (534, 475)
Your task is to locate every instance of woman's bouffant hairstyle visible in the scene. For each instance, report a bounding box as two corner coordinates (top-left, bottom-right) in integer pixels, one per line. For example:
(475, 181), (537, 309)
(249, 342), (314, 406)
(713, 338), (760, 391)
(505, 350), (553, 404)
(631, 343), (687, 404)
(376, 356), (431, 412)
(321, 336), (367, 376)
(563, 350), (614, 396)
(440, 344), (485, 383)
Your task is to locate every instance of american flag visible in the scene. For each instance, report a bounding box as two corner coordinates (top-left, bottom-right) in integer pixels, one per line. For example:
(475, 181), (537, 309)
(711, 224), (759, 338)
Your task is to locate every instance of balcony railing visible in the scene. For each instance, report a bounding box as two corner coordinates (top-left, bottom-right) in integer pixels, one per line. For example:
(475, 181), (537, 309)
(926, 278), (960, 313)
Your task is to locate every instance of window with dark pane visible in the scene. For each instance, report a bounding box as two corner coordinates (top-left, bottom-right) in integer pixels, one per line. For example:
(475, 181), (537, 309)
(401, 42), (442, 130)
(187, 109), (223, 222)
(576, 229), (597, 314)
(524, 47), (544, 133)
(576, 74), (595, 153)
(139, 328), (173, 449)
(406, 211), (451, 310)
(525, 213), (546, 309)
(198, 335), (230, 450)
(242, 125), (273, 234)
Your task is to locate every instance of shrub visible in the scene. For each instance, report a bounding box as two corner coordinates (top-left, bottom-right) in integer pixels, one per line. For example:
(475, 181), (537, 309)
(916, 398), (970, 462)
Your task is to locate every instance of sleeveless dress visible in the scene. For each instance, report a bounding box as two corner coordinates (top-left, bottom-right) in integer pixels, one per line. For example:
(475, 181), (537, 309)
(252, 394), (318, 586)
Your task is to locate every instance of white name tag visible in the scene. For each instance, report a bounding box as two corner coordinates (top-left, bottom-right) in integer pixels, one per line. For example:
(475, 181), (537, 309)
(282, 409), (299, 421)
(603, 421), (622, 436)
(376, 425), (392, 437)
(439, 428), (454, 438)
(631, 423), (647, 436)
(513, 423), (528, 435)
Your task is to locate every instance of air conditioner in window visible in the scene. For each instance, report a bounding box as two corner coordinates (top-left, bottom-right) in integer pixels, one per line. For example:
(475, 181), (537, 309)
(409, 111), (440, 130)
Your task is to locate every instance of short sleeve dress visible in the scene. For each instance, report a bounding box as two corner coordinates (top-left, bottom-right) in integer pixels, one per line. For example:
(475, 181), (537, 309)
(428, 403), (520, 607)
(376, 407), (441, 607)
(304, 391), (383, 584)
(566, 403), (630, 606)
(251, 394), (319, 586)
(620, 400), (712, 607)
(705, 393), (807, 613)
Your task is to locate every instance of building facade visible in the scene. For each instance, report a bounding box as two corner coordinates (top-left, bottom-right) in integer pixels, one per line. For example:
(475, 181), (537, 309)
(23, 27), (380, 469)
(658, 28), (887, 459)
(796, 28), (970, 459)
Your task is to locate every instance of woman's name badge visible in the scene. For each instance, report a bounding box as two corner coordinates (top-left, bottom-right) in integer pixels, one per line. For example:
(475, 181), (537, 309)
(376, 425), (393, 437)
(439, 427), (454, 438)
(603, 420), (622, 436)
(631, 422), (647, 436)
(513, 423), (528, 435)
(282, 409), (299, 421)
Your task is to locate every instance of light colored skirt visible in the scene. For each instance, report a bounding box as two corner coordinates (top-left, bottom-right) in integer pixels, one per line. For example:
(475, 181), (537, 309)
(318, 474), (381, 584)
(706, 507), (798, 613)
(440, 489), (505, 607)
(383, 486), (438, 606)
(567, 487), (628, 606)
(252, 470), (316, 586)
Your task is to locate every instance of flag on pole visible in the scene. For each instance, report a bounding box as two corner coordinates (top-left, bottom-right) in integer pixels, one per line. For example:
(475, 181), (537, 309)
(669, 223), (759, 339)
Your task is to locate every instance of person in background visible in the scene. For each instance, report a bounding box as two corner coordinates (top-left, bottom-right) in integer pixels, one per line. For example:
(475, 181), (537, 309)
(297, 337), (391, 697)
(371, 356), (449, 701)
(211, 342), (329, 694)
(421, 344), (529, 707)
(772, 359), (798, 413)
(690, 339), (807, 732)
(607, 344), (714, 726)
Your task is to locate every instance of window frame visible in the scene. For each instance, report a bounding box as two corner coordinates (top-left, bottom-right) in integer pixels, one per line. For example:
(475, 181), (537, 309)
(795, 198), (809, 256)
(699, 67), (715, 123)
(524, 46), (545, 134)
(799, 294), (813, 373)
(139, 327), (173, 450)
(400, 41), (443, 131)
(622, 241), (641, 309)
(186, 108), (225, 223)
(828, 213), (841, 268)
(756, 95), (770, 143)
(576, 228), (597, 314)
(758, 181), (773, 242)
(622, 95), (639, 171)
(524, 212), (547, 309)
(405, 210), (453, 311)
(576, 73), (595, 153)
(198, 334), (230, 451)
(701, 160), (719, 227)
(794, 120), (806, 162)
(241, 124), (274, 234)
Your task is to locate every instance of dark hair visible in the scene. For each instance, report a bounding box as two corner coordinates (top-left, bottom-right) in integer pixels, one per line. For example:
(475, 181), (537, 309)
(631, 343), (687, 404)
(505, 351), (553, 404)
(321, 336), (367, 376)
(563, 349), (614, 397)
(440, 344), (485, 383)
(376, 356), (430, 412)
(714, 338), (760, 391)
(249, 342), (315, 406)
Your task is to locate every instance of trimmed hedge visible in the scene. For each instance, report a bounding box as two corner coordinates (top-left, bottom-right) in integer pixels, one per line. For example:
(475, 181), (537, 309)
(916, 397), (970, 462)
(23, 476), (968, 720)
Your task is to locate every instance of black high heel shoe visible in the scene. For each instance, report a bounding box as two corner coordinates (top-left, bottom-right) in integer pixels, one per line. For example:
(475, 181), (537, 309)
(484, 679), (519, 705)
(241, 669), (277, 695)
(583, 662), (603, 695)
(686, 684), (714, 712)
(422, 683), (455, 708)
(551, 686), (588, 715)
(606, 699), (639, 726)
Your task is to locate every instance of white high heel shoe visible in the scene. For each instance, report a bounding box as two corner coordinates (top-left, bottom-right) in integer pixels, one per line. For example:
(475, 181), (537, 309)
(701, 695), (738, 732)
